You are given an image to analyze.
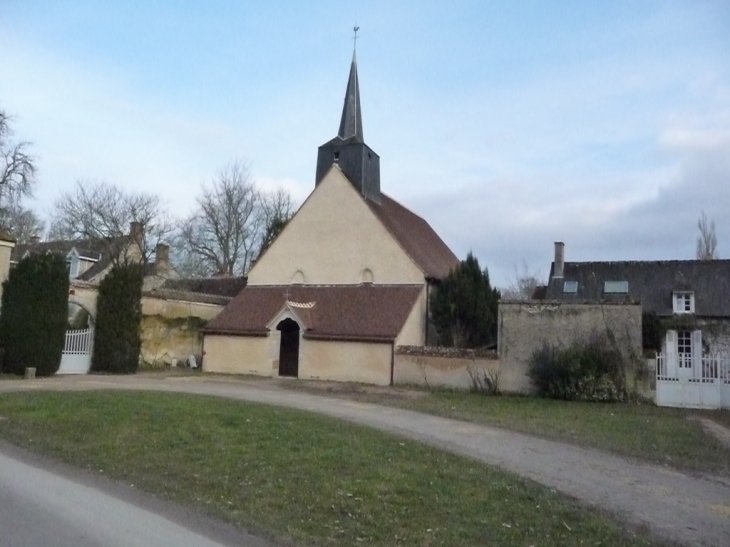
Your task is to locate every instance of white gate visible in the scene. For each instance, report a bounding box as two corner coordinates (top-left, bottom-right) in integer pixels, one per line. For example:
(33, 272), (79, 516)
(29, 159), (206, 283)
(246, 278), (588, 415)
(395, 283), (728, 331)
(656, 353), (730, 409)
(57, 328), (93, 374)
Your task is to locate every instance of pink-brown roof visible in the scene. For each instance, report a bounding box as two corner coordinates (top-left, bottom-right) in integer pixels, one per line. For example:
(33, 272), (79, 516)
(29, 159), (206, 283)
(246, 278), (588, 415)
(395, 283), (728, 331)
(204, 284), (423, 342)
(368, 193), (458, 280)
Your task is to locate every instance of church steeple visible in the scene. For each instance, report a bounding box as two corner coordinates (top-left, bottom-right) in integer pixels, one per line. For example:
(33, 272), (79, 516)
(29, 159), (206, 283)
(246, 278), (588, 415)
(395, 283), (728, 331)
(316, 48), (381, 202)
(337, 52), (364, 142)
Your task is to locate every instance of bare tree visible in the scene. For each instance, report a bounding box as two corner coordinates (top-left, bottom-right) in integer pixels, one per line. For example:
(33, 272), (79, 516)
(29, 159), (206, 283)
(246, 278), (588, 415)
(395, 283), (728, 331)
(178, 161), (262, 276)
(51, 180), (175, 264)
(1, 204), (44, 243)
(0, 110), (37, 227)
(696, 211), (718, 260)
(256, 187), (296, 260)
(501, 262), (543, 300)
(176, 161), (296, 277)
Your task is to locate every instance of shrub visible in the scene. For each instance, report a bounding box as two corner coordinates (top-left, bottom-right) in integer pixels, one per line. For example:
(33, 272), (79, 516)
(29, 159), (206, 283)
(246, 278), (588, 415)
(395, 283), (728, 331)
(527, 335), (627, 402)
(641, 312), (666, 352)
(0, 253), (69, 376)
(91, 263), (143, 374)
(466, 365), (501, 396)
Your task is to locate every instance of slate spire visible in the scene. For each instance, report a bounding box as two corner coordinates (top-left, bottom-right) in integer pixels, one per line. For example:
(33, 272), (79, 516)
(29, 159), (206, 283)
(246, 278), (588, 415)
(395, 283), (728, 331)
(316, 48), (380, 202)
(337, 51), (364, 142)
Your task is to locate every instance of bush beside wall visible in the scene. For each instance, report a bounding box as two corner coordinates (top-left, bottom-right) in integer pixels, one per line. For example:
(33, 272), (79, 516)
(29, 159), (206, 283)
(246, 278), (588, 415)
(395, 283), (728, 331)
(0, 254), (69, 376)
(527, 335), (627, 402)
(91, 263), (143, 374)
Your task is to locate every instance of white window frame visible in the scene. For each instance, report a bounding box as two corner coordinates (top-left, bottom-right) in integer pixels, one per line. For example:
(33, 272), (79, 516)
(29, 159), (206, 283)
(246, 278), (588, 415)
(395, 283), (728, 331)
(563, 280), (578, 294)
(604, 281), (628, 294)
(672, 292), (694, 314)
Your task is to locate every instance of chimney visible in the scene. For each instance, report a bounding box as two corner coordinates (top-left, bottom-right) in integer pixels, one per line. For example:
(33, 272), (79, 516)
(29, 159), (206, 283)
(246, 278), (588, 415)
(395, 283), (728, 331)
(29, 235), (40, 245)
(129, 222), (144, 249)
(154, 243), (169, 273)
(553, 241), (565, 279)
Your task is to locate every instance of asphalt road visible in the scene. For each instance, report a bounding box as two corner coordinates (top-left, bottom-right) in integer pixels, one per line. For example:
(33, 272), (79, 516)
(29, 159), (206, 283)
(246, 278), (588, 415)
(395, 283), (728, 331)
(2, 374), (730, 546)
(0, 445), (269, 547)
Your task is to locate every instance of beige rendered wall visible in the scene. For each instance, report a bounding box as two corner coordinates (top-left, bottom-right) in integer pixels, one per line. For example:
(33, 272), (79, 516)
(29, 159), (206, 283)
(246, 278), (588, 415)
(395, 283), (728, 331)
(247, 167), (424, 285)
(203, 334), (271, 375)
(395, 287), (427, 346)
(0, 241), (14, 305)
(498, 301), (643, 392)
(299, 339), (392, 386)
(392, 351), (532, 392)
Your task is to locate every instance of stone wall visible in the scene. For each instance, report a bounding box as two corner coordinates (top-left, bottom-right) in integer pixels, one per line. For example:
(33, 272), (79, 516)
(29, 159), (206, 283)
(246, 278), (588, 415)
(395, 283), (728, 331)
(140, 294), (226, 367)
(393, 346), (526, 391)
(498, 300), (644, 392)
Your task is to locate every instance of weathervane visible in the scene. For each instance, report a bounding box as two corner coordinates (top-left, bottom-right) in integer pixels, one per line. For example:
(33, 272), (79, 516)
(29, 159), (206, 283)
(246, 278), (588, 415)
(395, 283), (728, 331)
(352, 25), (360, 51)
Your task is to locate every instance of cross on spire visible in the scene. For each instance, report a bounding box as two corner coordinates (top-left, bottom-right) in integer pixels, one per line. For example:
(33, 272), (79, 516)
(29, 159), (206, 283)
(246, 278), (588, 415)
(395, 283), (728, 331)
(352, 25), (360, 52)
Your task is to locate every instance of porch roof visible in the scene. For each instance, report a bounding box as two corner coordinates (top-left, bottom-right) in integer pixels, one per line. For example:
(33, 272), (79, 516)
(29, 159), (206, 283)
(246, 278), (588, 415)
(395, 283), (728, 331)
(203, 284), (423, 342)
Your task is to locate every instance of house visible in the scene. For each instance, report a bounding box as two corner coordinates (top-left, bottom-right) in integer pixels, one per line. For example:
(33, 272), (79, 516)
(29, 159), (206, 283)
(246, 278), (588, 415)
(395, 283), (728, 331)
(541, 241), (730, 408)
(10, 222), (178, 288)
(0, 231), (16, 304)
(543, 241), (730, 357)
(202, 52), (458, 385)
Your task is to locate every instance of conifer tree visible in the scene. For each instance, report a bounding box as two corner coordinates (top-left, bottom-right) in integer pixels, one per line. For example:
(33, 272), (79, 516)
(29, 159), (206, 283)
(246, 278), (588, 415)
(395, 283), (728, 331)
(0, 253), (68, 376)
(430, 252), (499, 348)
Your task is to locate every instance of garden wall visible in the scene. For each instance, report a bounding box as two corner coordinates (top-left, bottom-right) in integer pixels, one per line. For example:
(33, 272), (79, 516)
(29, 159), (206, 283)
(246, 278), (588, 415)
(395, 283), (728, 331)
(140, 291), (227, 368)
(498, 300), (645, 393)
(392, 346), (530, 392)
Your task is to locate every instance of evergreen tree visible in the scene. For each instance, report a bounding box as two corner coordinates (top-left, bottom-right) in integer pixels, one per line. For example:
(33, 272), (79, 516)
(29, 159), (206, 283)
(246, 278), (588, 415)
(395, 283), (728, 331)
(430, 252), (499, 348)
(91, 263), (143, 374)
(0, 253), (68, 376)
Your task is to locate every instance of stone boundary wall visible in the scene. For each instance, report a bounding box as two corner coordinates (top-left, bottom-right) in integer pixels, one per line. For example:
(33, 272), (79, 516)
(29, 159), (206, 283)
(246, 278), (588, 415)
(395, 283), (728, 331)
(393, 346), (531, 392)
(498, 300), (643, 392)
(140, 295), (226, 368)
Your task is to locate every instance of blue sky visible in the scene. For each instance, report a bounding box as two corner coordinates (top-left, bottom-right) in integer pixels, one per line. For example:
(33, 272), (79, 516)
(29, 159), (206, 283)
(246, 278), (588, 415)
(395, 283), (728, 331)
(1, 1), (729, 286)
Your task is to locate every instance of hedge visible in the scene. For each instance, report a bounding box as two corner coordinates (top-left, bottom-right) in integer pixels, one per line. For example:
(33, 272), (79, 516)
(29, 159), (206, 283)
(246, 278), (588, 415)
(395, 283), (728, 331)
(91, 263), (143, 374)
(0, 253), (69, 376)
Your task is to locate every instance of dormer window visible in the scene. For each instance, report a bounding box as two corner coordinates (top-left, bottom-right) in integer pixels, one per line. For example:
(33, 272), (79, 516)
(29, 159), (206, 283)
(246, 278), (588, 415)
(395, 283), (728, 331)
(563, 281), (578, 294)
(673, 292), (694, 314)
(333, 151), (340, 162)
(604, 281), (628, 294)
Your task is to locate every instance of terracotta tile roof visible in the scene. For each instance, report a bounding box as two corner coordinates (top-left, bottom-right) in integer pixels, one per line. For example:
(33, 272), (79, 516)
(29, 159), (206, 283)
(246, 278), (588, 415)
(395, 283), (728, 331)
(161, 276), (247, 297)
(367, 193), (458, 280)
(0, 231), (16, 243)
(204, 284), (423, 342)
(143, 288), (232, 306)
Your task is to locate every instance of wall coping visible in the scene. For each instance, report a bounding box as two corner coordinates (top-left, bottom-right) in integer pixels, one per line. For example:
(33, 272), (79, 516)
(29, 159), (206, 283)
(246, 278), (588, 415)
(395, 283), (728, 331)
(499, 299), (641, 306)
(396, 345), (498, 359)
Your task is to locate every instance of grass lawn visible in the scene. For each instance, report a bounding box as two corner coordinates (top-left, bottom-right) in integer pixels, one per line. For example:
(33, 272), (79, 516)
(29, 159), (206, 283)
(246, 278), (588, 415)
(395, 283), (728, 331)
(0, 391), (668, 547)
(274, 380), (730, 477)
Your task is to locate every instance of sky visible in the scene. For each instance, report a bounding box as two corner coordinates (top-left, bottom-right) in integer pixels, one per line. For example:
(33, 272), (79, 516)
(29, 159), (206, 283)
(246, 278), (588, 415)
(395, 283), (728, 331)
(1, 1), (729, 287)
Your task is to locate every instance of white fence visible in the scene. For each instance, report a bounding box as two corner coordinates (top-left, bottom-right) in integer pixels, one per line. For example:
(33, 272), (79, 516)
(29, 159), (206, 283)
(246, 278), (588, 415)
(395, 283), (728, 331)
(57, 328), (93, 374)
(656, 353), (730, 409)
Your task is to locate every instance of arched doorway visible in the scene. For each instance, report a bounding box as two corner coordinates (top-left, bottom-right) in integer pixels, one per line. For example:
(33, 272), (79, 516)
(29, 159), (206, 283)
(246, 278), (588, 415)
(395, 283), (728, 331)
(277, 318), (300, 377)
(58, 301), (95, 374)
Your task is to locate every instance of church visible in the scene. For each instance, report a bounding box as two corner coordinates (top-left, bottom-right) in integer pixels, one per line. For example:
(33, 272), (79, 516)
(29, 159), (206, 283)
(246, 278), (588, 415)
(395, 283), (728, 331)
(202, 53), (458, 385)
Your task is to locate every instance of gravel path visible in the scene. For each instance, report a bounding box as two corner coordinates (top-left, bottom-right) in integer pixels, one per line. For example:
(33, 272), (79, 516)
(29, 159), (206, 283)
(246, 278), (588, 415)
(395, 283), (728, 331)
(2, 374), (729, 547)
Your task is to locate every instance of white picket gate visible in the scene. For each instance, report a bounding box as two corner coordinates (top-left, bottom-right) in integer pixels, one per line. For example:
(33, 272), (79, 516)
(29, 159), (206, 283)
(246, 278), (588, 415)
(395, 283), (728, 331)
(57, 328), (93, 374)
(656, 353), (730, 409)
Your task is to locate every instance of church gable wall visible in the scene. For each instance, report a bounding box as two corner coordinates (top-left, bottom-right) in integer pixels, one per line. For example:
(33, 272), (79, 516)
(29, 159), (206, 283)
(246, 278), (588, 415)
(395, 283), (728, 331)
(247, 167), (424, 285)
(395, 287), (427, 346)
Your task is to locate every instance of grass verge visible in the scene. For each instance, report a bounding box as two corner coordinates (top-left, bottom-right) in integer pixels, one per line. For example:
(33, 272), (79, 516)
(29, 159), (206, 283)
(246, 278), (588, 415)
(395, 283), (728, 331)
(274, 380), (730, 477)
(0, 391), (667, 547)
